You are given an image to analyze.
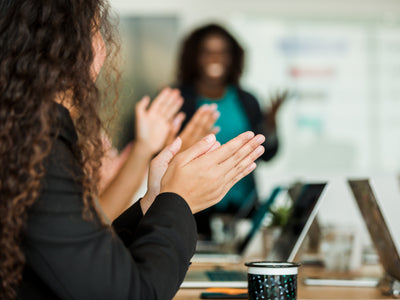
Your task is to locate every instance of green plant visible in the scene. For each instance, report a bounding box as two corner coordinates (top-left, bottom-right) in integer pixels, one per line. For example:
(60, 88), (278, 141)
(269, 203), (292, 227)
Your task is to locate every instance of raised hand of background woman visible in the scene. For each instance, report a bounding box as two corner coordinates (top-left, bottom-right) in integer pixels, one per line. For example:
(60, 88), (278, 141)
(264, 89), (289, 131)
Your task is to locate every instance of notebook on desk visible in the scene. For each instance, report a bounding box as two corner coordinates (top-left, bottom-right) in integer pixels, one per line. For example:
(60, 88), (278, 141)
(181, 182), (327, 288)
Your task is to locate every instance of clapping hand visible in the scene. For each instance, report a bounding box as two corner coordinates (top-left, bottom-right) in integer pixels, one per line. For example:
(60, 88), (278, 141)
(141, 131), (265, 214)
(135, 87), (184, 155)
(178, 103), (220, 151)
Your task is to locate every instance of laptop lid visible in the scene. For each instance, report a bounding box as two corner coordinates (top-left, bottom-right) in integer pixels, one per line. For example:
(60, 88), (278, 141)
(348, 179), (400, 281)
(267, 182), (327, 262)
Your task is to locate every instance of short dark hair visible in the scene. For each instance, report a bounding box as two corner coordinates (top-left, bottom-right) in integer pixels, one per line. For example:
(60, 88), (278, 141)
(177, 23), (244, 86)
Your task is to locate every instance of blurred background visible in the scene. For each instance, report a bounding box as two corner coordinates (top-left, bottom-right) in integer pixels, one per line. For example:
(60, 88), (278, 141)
(108, 0), (400, 253)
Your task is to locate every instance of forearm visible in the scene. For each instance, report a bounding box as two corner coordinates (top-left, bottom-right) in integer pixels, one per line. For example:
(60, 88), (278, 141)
(26, 191), (197, 300)
(99, 141), (153, 221)
(128, 193), (197, 299)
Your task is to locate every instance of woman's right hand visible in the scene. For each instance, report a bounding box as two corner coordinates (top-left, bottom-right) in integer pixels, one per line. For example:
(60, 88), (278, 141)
(165, 103), (220, 152)
(179, 104), (220, 152)
(160, 131), (265, 213)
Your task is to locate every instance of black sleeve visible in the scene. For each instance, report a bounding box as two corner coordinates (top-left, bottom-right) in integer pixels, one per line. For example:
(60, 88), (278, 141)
(23, 131), (197, 300)
(112, 201), (143, 247)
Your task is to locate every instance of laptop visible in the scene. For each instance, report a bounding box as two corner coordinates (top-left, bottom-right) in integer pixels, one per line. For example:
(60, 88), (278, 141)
(267, 182), (327, 262)
(350, 180), (400, 281)
(192, 186), (284, 263)
(305, 179), (400, 290)
(181, 182), (327, 288)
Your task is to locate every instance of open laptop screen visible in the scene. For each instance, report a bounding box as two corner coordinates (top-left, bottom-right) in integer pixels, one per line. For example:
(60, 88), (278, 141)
(267, 183), (327, 262)
(348, 179), (400, 281)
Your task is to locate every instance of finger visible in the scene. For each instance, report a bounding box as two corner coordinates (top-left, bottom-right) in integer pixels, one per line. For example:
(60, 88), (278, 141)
(196, 104), (219, 135)
(169, 112), (186, 140)
(154, 137), (182, 165)
(187, 105), (217, 138)
(180, 105), (209, 137)
(178, 134), (216, 165)
(230, 162), (258, 187)
(226, 145), (264, 180)
(220, 134), (265, 169)
(219, 145), (263, 193)
(151, 87), (172, 112)
(230, 143), (263, 180)
(201, 131), (255, 164)
(203, 109), (220, 133)
(135, 96), (151, 116)
(211, 126), (220, 135)
(161, 89), (183, 119)
(206, 141), (221, 154)
(167, 137), (182, 157)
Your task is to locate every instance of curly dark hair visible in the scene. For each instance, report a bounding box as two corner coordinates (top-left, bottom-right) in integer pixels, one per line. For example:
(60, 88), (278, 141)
(177, 23), (244, 86)
(0, 0), (119, 299)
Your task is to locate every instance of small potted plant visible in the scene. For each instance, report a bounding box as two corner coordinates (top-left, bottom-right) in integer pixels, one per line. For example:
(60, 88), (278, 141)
(262, 198), (292, 256)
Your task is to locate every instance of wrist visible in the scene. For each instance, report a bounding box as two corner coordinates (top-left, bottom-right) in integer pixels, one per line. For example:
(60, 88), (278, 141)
(132, 140), (155, 159)
(140, 193), (155, 215)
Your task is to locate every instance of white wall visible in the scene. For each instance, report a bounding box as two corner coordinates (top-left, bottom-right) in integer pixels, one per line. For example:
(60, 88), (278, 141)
(111, 0), (400, 25)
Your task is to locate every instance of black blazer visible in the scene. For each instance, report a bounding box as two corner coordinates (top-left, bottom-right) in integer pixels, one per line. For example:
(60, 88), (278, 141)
(18, 104), (197, 300)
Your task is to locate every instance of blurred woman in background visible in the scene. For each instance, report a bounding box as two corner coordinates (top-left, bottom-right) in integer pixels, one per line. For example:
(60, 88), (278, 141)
(176, 23), (287, 239)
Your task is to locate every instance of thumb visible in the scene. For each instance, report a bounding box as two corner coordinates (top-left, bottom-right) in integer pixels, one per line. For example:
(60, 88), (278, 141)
(155, 137), (182, 165)
(179, 134), (216, 165)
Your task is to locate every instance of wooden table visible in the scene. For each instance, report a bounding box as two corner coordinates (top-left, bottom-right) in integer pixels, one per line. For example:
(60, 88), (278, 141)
(174, 262), (396, 299)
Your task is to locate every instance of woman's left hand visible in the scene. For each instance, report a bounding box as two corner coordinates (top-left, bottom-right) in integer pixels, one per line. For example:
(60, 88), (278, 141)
(135, 87), (183, 155)
(140, 137), (182, 214)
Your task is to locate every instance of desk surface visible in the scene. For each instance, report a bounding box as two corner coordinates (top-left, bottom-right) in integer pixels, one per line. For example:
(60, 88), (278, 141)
(174, 263), (396, 299)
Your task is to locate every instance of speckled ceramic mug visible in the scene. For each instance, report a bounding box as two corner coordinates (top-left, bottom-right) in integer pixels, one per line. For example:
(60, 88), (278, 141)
(245, 261), (301, 300)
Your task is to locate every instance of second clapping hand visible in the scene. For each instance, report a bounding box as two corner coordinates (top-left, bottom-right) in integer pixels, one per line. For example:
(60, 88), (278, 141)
(179, 103), (220, 152)
(165, 103), (220, 152)
(141, 131), (265, 214)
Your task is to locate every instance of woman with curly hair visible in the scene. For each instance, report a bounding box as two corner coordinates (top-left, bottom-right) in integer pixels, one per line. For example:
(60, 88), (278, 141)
(176, 23), (287, 239)
(0, 1), (265, 299)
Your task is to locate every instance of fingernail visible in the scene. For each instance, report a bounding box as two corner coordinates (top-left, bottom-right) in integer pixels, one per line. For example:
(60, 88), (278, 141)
(246, 132), (255, 139)
(209, 103), (217, 110)
(256, 135), (265, 143)
(248, 162), (257, 172)
(255, 146), (264, 155)
(173, 117), (181, 126)
(204, 134), (215, 143)
(213, 111), (220, 119)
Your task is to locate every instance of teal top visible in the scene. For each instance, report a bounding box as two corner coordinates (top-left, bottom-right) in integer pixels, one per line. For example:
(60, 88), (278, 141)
(197, 86), (255, 211)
